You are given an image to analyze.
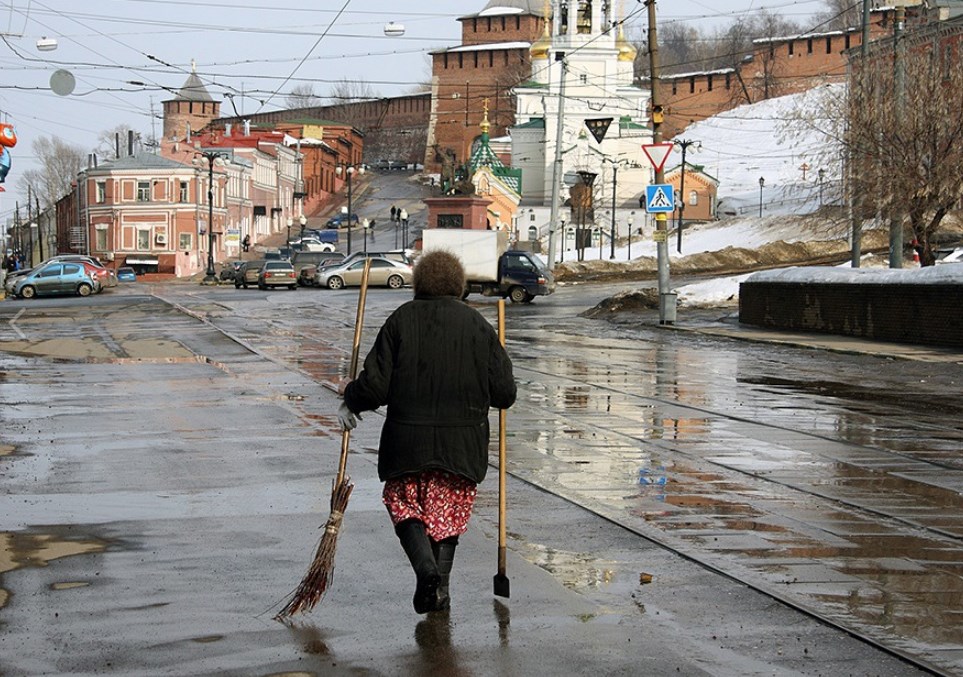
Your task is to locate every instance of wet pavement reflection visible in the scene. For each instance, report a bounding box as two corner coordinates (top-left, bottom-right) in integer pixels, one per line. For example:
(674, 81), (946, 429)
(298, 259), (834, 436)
(4, 285), (957, 673)
(187, 286), (963, 670)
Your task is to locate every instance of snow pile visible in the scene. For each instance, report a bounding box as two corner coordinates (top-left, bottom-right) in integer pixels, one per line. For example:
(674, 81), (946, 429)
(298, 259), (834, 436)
(747, 264), (963, 285)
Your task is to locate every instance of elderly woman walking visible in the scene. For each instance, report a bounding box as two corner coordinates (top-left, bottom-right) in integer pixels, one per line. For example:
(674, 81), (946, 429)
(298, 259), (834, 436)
(339, 250), (516, 613)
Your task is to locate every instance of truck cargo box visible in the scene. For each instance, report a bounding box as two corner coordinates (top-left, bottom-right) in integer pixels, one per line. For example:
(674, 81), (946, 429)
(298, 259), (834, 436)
(421, 229), (508, 283)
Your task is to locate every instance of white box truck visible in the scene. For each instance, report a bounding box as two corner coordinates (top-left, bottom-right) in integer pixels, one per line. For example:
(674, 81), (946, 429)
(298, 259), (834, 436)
(422, 229), (555, 303)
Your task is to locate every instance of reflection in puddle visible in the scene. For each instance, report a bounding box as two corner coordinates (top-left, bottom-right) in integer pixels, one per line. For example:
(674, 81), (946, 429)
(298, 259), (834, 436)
(520, 542), (615, 592)
(0, 530), (108, 608)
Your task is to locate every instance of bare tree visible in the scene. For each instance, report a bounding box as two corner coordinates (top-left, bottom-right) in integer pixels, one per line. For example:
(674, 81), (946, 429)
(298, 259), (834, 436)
(19, 136), (85, 211)
(94, 124), (144, 160)
(285, 83), (322, 110)
(321, 78), (379, 127)
(843, 34), (963, 265)
(813, 0), (864, 31)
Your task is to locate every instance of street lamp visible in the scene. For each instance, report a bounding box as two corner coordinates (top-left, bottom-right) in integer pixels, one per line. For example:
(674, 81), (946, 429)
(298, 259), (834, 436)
(559, 216), (566, 263)
(335, 163), (364, 255)
(674, 138), (700, 254)
(194, 150), (228, 283)
(627, 211), (634, 260)
(299, 214), (307, 239)
(758, 177), (765, 218)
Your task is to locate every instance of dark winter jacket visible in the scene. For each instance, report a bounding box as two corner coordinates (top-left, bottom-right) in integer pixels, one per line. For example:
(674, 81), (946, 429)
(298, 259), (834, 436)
(343, 295), (516, 483)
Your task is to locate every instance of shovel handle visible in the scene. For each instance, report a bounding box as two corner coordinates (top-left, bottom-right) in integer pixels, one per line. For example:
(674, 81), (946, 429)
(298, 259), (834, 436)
(497, 300), (508, 569)
(336, 258), (372, 487)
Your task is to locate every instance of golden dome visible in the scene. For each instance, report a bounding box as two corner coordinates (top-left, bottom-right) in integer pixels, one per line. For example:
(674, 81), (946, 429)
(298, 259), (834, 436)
(616, 24), (637, 62)
(531, 19), (551, 60)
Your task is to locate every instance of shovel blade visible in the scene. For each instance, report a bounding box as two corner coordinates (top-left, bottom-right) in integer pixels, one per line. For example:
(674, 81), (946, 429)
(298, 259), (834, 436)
(493, 572), (510, 599)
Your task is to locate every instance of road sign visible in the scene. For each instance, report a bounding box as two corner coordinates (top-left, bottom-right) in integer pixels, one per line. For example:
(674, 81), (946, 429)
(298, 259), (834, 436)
(641, 143), (674, 172)
(645, 184), (675, 213)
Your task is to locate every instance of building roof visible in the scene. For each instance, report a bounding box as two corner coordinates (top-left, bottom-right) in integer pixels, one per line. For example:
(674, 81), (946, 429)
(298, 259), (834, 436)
(96, 152), (192, 171)
(175, 69), (215, 103)
(462, 0), (547, 19)
(513, 117), (546, 130)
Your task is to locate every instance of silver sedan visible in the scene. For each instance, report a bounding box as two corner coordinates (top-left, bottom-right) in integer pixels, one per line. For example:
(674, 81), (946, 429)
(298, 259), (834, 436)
(315, 256), (413, 290)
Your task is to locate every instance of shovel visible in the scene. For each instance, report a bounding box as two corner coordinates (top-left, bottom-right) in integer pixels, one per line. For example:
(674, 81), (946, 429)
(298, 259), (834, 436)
(493, 299), (510, 599)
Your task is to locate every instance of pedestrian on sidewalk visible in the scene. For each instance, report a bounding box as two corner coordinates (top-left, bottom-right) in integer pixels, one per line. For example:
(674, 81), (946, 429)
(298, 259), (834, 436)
(390, 205), (397, 222)
(338, 250), (516, 614)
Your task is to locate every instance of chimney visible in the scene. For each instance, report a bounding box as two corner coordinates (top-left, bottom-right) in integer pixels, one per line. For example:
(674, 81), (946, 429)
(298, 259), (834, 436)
(128, 130), (134, 156)
(115, 133), (121, 159)
(225, 123), (232, 137)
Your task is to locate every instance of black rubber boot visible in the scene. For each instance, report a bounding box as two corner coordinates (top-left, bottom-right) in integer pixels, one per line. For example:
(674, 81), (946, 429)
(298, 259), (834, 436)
(396, 520), (440, 614)
(432, 537), (458, 612)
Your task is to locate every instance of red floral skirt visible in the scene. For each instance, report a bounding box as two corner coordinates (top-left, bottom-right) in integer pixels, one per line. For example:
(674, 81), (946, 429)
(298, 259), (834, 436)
(382, 470), (478, 541)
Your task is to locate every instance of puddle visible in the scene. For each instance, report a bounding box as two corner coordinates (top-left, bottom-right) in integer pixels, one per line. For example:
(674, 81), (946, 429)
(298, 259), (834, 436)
(520, 541), (615, 591)
(0, 530), (109, 608)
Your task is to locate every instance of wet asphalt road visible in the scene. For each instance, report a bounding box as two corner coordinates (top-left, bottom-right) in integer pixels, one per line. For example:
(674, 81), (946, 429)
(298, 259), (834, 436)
(0, 281), (960, 675)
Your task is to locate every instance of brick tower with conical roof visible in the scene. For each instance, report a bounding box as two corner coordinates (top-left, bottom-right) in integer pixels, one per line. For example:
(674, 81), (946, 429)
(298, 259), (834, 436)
(162, 60), (221, 141)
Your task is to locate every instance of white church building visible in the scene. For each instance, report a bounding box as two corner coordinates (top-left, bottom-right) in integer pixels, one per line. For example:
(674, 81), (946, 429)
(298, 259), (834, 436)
(510, 0), (653, 212)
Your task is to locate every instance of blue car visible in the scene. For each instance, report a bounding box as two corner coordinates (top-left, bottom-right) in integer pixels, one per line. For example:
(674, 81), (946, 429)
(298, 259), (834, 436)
(116, 266), (137, 282)
(13, 261), (99, 299)
(325, 213), (361, 229)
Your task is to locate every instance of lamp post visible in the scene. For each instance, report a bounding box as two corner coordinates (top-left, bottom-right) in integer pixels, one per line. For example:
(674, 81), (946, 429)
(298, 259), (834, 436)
(299, 214), (307, 239)
(559, 216), (566, 263)
(195, 150), (228, 283)
(674, 138), (700, 254)
(758, 177), (765, 218)
(335, 163), (365, 255)
(627, 211), (634, 260)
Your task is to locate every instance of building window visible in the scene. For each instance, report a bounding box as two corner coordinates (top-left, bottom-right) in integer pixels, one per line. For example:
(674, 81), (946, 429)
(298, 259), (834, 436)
(472, 18), (477, 32)
(137, 181), (150, 202)
(826, 36), (832, 54)
(136, 229), (151, 250)
(725, 72), (731, 89)
(96, 181), (106, 203)
(845, 34), (851, 50)
(179, 232), (192, 250)
(788, 42), (794, 56)
(95, 228), (108, 250)
(807, 38), (813, 54)
(689, 76), (695, 94)
(577, 1), (591, 34)
(689, 190), (698, 206)
(580, 73), (587, 84)
(528, 225), (538, 240)
(707, 74), (713, 92)
(672, 81), (677, 95)
(179, 181), (189, 202)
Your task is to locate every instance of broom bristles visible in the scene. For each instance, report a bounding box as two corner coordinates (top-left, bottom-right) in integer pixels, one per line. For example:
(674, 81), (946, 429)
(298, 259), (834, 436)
(275, 477), (354, 619)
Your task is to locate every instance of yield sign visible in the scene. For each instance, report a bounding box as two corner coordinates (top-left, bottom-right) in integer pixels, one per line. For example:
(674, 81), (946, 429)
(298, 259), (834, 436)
(641, 143), (674, 172)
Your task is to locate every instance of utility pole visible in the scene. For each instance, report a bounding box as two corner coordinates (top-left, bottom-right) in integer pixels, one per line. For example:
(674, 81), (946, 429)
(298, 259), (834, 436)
(846, 0), (870, 268)
(547, 53), (568, 270)
(890, 4), (906, 269)
(646, 0), (674, 324)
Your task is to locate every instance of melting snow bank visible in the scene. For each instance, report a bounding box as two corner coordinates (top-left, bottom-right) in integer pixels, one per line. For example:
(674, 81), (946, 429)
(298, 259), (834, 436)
(746, 265), (963, 284)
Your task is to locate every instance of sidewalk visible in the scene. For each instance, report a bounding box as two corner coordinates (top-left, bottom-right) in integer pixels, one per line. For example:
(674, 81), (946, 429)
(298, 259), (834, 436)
(0, 295), (929, 675)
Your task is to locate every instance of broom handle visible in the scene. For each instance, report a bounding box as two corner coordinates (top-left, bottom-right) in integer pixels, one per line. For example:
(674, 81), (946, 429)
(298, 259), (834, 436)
(497, 300), (508, 572)
(336, 258), (373, 487)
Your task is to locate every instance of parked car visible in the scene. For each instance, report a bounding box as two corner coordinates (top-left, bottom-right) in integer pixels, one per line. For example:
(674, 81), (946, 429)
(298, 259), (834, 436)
(116, 266), (137, 282)
(292, 251), (345, 286)
(4, 267), (33, 295)
(935, 246), (963, 264)
(257, 260), (297, 290)
(219, 260), (243, 282)
(315, 255), (413, 290)
(47, 255), (117, 289)
(12, 261), (100, 298)
(235, 260), (267, 288)
(325, 213), (361, 229)
(288, 238), (336, 253)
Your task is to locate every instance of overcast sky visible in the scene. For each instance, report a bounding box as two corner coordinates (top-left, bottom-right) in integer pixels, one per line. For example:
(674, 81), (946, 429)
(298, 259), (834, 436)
(0, 0), (827, 217)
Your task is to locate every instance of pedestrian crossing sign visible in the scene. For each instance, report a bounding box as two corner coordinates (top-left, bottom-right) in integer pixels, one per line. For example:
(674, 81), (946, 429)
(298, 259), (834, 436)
(645, 184), (675, 213)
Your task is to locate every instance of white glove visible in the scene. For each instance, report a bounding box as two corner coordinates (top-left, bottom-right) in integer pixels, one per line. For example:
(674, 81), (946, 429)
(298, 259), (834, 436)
(338, 401), (361, 431)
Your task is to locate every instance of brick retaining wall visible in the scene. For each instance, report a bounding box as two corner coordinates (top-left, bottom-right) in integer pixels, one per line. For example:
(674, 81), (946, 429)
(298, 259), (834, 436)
(739, 280), (963, 348)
